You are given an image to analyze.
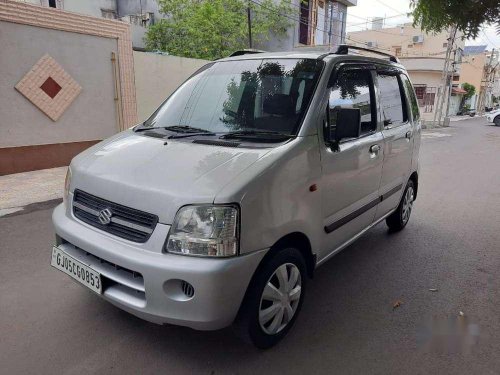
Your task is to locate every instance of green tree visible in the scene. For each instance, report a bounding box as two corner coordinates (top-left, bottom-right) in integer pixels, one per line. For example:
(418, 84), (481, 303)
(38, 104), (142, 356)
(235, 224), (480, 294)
(411, 0), (500, 38)
(460, 82), (476, 110)
(145, 0), (295, 60)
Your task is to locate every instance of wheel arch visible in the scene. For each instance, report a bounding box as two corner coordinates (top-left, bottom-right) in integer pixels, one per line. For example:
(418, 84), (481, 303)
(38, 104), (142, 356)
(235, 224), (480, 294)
(250, 232), (316, 284)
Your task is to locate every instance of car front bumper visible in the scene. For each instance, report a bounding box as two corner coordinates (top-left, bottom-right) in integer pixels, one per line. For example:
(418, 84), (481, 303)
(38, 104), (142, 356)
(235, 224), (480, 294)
(52, 202), (267, 330)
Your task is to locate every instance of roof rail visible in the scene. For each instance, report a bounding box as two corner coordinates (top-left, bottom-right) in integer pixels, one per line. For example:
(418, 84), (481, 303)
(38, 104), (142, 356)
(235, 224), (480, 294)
(318, 44), (400, 63)
(228, 49), (266, 57)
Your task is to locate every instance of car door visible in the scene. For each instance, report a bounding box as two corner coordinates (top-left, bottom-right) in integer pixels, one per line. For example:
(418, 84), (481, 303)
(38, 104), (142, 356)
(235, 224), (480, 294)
(374, 69), (415, 221)
(319, 64), (384, 261)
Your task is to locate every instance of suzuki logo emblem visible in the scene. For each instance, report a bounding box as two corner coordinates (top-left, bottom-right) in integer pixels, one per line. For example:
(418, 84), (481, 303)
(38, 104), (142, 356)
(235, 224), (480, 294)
(98, 208), (113, 225)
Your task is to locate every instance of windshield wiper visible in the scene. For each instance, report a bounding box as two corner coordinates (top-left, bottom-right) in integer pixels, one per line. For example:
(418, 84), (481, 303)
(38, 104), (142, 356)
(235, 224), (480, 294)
(164, 125), (213, 134)
(164, 125), (216, 138)
(168, 132), (216, 139)
(135, 124), (213, 134)
(219, 130), (295, 140)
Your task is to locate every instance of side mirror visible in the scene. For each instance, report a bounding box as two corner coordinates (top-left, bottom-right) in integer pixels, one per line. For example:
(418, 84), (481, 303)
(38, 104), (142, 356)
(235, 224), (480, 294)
(334, 108), (361, 143)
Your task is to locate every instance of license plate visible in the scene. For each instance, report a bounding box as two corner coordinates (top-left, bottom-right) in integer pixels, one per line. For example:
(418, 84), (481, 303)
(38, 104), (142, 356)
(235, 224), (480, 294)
(51, 246), (102, 294)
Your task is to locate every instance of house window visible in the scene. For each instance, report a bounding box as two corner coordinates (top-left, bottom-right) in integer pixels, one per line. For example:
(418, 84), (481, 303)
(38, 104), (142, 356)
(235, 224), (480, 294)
(423, 90), (436, 112)
(408, 44), (413, 48)
(395, 47), (402, 56)
(299, 0), (310, 45)
(101, 9), (117, 19)
(414, 85), (426, 100)
(414, 86), (437, 112)
(443, 42), (448, 48)
(48, 0), (57, 8)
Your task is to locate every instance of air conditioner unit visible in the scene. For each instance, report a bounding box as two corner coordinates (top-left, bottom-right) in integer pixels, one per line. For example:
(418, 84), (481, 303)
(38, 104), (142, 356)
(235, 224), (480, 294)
(413, 35), (424, 43)
(367, 41), (378, 48)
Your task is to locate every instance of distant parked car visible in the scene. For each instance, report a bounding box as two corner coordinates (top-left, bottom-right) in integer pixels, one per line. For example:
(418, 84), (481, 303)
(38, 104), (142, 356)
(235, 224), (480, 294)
(486, 109), (500, 126)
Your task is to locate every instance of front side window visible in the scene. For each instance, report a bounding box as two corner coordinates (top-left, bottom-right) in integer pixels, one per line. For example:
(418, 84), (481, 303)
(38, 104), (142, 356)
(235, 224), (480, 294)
(327, 69), (375, 140)
(143, 59), (324, 135)
(377, 74), (406, 126)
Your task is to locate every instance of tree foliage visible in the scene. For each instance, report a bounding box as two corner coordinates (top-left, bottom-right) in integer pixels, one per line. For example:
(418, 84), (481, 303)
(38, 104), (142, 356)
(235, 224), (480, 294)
(461, 82), (476, 100)
(145, 0), (295, 60)
(411, 0), (500, 38)
(459, 82), (476, 110)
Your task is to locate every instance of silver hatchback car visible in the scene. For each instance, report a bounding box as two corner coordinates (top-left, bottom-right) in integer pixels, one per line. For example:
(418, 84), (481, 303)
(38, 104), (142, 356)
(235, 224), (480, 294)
(52, 45), (421, 348)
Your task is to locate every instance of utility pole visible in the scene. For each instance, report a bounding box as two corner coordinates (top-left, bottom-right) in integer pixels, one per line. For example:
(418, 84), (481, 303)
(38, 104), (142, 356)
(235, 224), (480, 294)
(433, 25), (457, 127)
(446, 49), (457, 117)
(247, 2), (253, 49)
(477, 48), (496, 115)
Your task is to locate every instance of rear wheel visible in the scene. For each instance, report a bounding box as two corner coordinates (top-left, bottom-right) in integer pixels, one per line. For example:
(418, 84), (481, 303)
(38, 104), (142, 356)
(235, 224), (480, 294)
(234, 248), (306, 349)
(494, 115), (500, 126)
(386, 180), (415, 231)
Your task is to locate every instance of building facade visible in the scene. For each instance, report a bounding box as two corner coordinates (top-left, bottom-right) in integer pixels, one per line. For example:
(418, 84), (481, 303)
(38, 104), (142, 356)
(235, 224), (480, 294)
(20, 0), (163, 48)
(28, 0), (356, 52)
(348, 23), (465, 121)
(458, 46), (499, 111)
(257, 0), (357, 52)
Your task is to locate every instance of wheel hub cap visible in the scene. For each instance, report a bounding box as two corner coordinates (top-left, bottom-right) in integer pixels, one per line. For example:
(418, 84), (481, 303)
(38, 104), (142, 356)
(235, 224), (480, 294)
(401, 186), (414, 224)
(259, 263), (302, 335)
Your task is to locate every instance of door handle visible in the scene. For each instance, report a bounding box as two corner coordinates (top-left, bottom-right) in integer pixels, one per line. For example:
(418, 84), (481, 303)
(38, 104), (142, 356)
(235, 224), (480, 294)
(370, 144), (380, 153)
(405, 130), (412, 139)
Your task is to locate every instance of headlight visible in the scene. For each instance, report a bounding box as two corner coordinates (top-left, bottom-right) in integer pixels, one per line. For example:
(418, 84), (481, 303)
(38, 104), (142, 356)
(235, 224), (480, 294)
(165, 205), (239, 257)
(63, 167), (72, 203)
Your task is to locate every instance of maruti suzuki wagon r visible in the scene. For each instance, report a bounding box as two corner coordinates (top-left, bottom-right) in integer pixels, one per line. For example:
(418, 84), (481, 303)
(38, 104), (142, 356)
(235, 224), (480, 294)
(51, 45), (421, 348)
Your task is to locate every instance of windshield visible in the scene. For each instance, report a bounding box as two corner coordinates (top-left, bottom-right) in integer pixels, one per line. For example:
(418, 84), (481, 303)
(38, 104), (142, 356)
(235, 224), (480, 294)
(142, 58), (324, 135)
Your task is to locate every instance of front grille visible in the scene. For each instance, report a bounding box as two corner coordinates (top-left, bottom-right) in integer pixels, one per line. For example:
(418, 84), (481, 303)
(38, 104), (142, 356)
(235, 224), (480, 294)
(73, 189), (158, 243)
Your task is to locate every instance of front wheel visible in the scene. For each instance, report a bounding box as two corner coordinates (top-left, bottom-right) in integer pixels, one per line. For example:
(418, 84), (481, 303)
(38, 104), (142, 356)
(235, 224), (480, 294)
(386, 180), (415, 231)
(494, 116), (500, 126)
(233, 248), (307, 349)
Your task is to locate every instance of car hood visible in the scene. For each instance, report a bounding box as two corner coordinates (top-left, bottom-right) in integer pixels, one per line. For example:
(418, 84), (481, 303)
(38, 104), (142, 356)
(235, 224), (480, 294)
(70, 131), (272, 223)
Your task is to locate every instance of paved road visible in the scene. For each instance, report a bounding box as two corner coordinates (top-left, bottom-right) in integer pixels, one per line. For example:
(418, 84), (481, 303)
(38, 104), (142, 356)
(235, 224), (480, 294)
(1, 117), (500, 374)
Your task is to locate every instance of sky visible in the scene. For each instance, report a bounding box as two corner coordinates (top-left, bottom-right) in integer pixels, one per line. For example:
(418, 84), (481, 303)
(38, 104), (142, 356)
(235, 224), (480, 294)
(346, 0), (500, 50)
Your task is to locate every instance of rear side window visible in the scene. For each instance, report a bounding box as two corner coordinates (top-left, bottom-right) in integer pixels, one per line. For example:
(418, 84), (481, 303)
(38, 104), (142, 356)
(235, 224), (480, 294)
(400, 74), (420, 121)
(328, 69), (376, 138)
(377, 74), (406, 126)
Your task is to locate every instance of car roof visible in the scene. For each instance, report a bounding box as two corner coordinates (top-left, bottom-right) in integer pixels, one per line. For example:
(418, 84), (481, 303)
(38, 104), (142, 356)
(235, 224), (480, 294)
(217, 51), (328, 61)
(217, 50), (405, 69)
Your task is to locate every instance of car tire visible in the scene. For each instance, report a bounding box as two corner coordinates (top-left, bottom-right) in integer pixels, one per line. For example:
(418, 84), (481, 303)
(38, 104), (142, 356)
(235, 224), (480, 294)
(386, 180), (415, 232)
(494, 116), (500, 126)
(233, 248), (307, 349)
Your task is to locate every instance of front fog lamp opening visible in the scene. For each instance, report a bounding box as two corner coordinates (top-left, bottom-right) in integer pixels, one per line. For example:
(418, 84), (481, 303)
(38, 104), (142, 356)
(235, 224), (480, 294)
(165, 205), (239, 257)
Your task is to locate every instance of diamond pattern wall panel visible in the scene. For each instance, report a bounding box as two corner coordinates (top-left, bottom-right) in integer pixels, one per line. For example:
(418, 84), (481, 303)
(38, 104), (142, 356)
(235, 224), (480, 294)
(15, 54), (82, 121)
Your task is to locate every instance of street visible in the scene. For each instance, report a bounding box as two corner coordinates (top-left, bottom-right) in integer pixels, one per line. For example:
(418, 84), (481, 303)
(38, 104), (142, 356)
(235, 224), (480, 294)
(1, 117), (500, 374)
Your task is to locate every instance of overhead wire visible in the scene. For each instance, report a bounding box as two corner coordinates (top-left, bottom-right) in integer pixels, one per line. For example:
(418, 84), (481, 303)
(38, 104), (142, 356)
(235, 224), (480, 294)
(249, 0), (450, 58)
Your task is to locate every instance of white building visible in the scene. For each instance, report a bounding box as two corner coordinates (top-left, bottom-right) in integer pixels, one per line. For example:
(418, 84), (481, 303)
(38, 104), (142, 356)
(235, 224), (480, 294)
(22, 0), (164, 48)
